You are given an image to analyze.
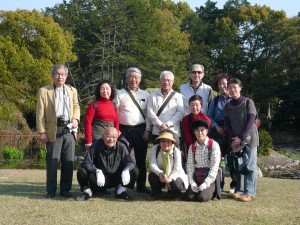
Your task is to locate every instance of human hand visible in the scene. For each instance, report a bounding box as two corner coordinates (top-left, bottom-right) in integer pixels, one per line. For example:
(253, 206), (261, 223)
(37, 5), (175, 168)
(96, 170), (105, 187)
(231, 136), (241, 150)
(85, 144), (91, 151)
(39, 133), (48, 144)
(121, 170), (130, 185)
(216, 126), (225, 137)
(159, 173), (167, 183)
(159, 123), (168, 131)
(191, 182), (199, 193)
(71, 119), (78, 128)
(143, 130), (150, 141)
(199, 182), (210, 192)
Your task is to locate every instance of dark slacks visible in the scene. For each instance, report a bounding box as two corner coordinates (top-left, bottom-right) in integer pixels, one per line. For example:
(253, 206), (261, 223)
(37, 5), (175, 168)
(46, 130), (75, 194)
(186, 183), (216, 202)
(120, 123), (148, 189)
(77, 167), (138, 192)
(148, 172), (185, 196)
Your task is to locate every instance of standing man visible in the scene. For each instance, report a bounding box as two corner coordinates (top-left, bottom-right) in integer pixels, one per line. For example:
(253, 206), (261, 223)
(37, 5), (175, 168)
(147, 71), (184, 145)
(36, 64), (80, 198)
(180, 64), (213, 116)
(116, 67), (151, 194)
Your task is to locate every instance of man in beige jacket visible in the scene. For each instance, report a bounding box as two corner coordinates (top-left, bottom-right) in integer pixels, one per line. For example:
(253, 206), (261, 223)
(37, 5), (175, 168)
(36, 64), (80, 198)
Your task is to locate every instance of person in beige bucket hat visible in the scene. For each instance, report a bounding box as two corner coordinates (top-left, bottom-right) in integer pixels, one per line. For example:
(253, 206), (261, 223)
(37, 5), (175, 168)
(146, 130), (188, 201)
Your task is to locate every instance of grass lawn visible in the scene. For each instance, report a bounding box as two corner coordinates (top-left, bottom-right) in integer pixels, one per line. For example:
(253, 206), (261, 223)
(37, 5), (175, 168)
(0, 169), (299, 225)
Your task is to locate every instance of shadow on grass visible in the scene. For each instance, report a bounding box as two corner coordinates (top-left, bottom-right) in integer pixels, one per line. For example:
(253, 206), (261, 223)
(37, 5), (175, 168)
(0, 181), (81, 200)
(0, 180), (233, 202)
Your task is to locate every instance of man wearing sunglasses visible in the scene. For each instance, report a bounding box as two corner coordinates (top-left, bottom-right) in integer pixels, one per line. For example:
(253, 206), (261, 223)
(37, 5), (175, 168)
(180, 64), (213, 116)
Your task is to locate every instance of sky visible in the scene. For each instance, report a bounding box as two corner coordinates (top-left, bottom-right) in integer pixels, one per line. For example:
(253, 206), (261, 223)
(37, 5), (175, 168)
(0, 0), (298, 18)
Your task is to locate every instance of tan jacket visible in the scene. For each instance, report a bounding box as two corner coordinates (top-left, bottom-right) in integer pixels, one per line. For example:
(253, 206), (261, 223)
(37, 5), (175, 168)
(36, 84), (80, 142)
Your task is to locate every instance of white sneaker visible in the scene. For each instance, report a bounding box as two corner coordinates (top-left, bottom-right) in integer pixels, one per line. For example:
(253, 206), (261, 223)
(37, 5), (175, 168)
(229, 187), (235, 194)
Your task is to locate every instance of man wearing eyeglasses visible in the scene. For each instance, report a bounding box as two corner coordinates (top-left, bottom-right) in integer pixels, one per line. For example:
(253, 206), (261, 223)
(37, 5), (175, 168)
(36, 64), (80, 199)
(147, 71), (184, 145)
(116, 67), (151, 194)
(76, 127), (138, 201)
(180, 64), (213, 116)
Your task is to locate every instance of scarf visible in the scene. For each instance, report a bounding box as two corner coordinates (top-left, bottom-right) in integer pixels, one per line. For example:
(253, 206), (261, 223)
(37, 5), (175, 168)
(161, 145), (174, 176)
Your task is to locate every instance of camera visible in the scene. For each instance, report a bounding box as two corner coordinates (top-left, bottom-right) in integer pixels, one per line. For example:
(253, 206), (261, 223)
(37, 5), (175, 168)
(57, 115), (68, 126)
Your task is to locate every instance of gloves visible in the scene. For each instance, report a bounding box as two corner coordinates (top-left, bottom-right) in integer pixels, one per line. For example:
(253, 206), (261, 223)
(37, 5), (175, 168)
(191, 182), (199, 193)
(96, 170), (105, 187)
(121, 170), (130, 186)
(199, 181), (210, 192)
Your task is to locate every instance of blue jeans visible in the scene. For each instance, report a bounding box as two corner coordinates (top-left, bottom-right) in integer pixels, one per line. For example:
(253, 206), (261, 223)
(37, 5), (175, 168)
(243, 146), (257, 197)
(227, 146), (257, 196)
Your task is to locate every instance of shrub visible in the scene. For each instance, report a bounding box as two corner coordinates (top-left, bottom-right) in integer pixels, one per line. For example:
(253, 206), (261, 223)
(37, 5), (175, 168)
(146, 158), (150, 172)
(258, 129), (272, 156)
(38, 149), (47, 161)
(2, 146), (25, 159)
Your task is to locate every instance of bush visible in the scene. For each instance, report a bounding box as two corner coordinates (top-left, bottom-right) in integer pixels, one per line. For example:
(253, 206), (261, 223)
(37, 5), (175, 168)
(2, 146), (25, 159)
(38, 149), (47, 161)
(258, 129), (272, 156)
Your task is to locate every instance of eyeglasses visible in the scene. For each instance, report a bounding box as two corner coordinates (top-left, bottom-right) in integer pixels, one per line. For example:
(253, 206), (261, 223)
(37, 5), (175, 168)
(195, 128), (207, 133)
(104, 135), (118, 139)
(128, 76), (140, 81)
(160, 79), (173, 83)
(192, 71), (203, 75)
(54, 73), (66, 78)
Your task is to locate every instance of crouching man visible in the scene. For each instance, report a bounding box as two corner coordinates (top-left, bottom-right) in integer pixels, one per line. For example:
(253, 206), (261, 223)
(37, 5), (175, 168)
(76, 127), (138, 201)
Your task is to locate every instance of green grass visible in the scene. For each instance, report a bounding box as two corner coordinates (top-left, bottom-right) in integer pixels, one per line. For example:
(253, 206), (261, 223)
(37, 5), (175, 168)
(0, 169), (299, 225)
(275, 149), (300, 161)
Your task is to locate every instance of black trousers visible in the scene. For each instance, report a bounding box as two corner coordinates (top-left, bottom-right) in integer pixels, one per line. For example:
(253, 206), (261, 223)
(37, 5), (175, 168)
(148, 172), (185, 195)
(46, 130), (75, 194)
(77, 167), (138, 192)
(186, 183), (216, 202)
(120, 123), (148, 189)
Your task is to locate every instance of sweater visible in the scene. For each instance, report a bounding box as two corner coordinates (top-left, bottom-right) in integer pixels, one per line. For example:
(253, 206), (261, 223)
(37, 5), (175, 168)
(84, 97), (119, 145)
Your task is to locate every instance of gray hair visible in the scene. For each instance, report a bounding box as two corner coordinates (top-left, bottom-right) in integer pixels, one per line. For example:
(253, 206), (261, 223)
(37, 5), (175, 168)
(189, 64), (204, 73)
(126, 67), (142, 77)
(159, 71), (174, 80)
(51, 64), (68, 76)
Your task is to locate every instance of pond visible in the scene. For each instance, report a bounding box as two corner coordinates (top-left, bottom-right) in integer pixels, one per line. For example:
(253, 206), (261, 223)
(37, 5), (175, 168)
(0, 150), (84, 170)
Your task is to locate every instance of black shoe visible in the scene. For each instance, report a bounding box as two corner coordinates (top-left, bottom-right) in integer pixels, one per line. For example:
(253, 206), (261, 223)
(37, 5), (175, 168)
(137, 187), (151, 194)
(116, 191), (133, 201)
(75, 192), (90, 201)
(60, 191), (72, 197)
(45, 193), (55, 199)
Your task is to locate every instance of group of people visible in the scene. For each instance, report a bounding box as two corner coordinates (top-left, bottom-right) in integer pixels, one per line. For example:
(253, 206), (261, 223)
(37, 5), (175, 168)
(36, 64), (258, 203)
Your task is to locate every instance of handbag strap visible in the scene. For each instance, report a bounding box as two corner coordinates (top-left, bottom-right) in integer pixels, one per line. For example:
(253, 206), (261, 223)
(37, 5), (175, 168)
(156, 91), (176, 117)
(125, 88), (145, 120)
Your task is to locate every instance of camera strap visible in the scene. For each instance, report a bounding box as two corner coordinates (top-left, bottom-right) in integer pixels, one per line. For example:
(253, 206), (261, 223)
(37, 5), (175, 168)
(54, 84), (68, 121)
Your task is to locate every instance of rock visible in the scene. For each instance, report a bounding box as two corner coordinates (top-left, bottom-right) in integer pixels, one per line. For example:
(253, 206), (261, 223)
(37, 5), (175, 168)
(257, 167), (263, 178)
(268, 165), (275, 170)
(292, 160), (299, 166)
(276, 165), (281, 170)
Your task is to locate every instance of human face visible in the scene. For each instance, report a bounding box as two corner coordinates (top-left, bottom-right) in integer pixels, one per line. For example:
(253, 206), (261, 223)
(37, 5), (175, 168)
(159, 139), (173, 151)
(100, 83), (112, 99)
(189, 100), (202, 116)
(189, 65), (204, 85)
(218, 78), (228, 96)
(127, 71), (141, 91)
(160, 74), (174, 93)
(103, 128), (118, 148)
(194, 126), (208, 144)
(52, 68), (67, 87)
(228, 83), (241, 99)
